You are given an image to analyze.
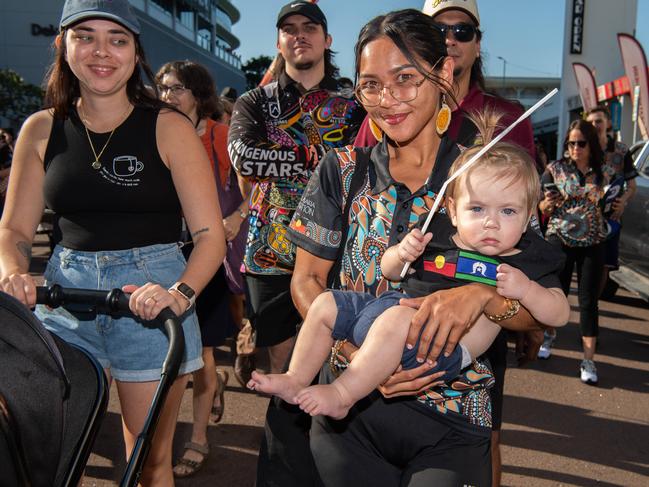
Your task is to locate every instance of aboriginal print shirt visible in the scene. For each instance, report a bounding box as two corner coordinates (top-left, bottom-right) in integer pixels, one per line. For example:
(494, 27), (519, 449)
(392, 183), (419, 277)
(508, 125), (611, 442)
(602, 137), (638, 182)
(544, 159), (609, 247)
(228, 72), (364, 275)
(289, 138), (497, 436)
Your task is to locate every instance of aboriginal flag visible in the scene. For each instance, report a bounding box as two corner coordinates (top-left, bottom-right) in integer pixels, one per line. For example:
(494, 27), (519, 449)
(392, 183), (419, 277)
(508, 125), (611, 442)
(423, 250), (499, 286)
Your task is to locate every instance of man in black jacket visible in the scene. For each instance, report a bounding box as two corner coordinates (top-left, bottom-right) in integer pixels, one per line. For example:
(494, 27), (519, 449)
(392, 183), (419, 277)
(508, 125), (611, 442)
(227, 3), (363, 484)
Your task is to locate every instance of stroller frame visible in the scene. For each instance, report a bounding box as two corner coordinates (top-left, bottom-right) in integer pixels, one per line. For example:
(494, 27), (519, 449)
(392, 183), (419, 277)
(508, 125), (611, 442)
(0, 285), (185, 487)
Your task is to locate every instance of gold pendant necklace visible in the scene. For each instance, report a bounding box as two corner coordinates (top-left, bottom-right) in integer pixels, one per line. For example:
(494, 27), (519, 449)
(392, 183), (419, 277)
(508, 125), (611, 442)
(79, 103), (131, 170)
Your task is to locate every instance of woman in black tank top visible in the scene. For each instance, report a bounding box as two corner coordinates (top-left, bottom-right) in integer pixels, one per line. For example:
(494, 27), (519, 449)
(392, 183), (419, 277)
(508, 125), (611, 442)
(0, 1), (225, 485)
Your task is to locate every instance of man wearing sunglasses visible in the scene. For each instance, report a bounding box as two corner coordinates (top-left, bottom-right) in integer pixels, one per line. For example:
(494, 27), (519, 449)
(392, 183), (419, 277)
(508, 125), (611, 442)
(425, 4), (538, 487)
(353, 2), (537, 486)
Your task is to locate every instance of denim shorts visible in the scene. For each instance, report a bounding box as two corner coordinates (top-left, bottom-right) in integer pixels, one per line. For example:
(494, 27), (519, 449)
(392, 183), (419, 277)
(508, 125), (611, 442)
(36, 243), (203, 382)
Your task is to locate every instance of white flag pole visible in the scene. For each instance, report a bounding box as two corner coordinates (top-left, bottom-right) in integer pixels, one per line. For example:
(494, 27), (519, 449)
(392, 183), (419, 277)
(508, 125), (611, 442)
(399, 88), (559, 278)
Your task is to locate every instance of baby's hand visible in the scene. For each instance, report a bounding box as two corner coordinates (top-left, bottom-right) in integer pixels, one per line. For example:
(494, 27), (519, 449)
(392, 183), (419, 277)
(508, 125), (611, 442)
(496, 263), (531, 300)
(397, 229), (432, 264)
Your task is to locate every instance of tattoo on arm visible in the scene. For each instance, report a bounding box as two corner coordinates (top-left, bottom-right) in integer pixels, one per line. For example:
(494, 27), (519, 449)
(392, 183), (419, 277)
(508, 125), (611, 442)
(17, 241), (32, 263)
(191, 227), (210, 239)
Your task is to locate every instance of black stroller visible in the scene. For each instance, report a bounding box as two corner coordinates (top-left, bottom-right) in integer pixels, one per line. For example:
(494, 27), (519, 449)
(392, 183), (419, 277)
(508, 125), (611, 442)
(0, 285), (185, 487)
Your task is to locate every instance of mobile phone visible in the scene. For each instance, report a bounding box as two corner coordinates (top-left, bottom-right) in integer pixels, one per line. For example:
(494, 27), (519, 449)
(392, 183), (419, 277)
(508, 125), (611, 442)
(543, 182), (559, 195)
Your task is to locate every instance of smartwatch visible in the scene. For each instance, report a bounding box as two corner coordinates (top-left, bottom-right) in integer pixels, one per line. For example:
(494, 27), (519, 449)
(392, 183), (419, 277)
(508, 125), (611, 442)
(169, 282), (196, 309)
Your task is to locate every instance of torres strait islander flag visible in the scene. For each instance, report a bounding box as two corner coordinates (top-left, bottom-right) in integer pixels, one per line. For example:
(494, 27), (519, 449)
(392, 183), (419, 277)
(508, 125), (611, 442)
(423, 250), (498, 286)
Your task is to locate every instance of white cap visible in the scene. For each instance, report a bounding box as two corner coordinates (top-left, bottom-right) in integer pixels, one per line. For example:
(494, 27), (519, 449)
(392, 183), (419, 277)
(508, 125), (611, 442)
(422, 0), (480, 26)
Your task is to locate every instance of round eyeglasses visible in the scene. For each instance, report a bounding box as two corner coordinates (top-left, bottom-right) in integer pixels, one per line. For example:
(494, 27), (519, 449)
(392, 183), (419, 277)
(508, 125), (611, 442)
(355, 76), (428, 107)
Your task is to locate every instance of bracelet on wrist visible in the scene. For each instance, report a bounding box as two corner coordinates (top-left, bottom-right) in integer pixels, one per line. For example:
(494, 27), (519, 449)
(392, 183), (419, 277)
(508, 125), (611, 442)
(484, 298), (520, 322)
(329, 339), (348, 376)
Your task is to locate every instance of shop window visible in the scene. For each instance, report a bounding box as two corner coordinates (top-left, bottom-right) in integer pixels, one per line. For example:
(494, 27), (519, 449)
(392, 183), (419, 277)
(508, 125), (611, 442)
(149, 0), (173, 27)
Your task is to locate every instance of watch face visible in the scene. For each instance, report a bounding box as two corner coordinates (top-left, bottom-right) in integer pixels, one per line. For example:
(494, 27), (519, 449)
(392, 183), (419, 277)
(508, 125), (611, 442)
(176, 282), (195, 298)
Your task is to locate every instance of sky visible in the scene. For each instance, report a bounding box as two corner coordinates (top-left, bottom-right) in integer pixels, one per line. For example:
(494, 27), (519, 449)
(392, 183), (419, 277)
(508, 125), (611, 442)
(231, 0), (649, 82)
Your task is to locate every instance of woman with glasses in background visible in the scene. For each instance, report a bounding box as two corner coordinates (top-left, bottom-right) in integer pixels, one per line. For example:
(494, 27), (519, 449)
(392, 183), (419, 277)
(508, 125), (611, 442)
(155, 60), (250, 478)
(286, 9), (547, 486)
(539, 119), (608, 385)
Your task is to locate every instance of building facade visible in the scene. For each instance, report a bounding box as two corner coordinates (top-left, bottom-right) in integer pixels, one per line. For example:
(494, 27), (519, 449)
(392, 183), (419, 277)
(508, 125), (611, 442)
(558, 0), (639, 157)
(0, 0), (245, 98)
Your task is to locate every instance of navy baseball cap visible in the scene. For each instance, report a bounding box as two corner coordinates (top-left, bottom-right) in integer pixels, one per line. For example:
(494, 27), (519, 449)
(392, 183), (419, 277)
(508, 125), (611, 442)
(276, 1), (327, 31)
(60, 0), (141, 34)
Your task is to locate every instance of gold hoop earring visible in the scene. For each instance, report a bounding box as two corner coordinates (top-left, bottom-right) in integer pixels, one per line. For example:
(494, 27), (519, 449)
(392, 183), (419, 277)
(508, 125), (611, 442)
(436, 94), (452, 135)
(369, 117), (383, 142)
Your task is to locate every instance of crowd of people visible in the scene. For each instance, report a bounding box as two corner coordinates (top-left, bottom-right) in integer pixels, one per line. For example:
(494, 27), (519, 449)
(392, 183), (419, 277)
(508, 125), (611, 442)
(0, 0), (639, 486)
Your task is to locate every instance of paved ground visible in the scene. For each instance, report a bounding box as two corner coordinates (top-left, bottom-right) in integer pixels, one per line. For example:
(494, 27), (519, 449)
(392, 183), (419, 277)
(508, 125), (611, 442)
(30, 235), (649, 486)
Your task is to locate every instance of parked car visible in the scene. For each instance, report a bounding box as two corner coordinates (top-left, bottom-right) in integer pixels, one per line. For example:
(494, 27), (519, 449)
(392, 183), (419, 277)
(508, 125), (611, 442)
(610, 140), (649, 301)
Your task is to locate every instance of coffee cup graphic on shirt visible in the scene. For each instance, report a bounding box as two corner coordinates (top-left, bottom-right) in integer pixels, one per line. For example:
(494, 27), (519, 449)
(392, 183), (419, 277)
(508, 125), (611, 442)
(112, 155), (144, 177)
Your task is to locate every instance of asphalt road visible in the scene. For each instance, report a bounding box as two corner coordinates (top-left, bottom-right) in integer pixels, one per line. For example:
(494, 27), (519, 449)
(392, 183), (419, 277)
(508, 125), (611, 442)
(30, 235), (649, 487)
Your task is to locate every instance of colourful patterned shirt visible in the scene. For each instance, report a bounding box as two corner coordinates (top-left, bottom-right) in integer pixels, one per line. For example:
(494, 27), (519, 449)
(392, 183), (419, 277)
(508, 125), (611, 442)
(602, 137), (638, 182)
(228, 73), (364, 275)
(289, 138), (496, 435)
(544, 159), (609, 247)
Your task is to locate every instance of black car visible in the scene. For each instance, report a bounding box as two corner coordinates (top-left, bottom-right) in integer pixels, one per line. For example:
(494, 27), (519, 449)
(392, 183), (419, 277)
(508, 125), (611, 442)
(610, 140), (649, 301)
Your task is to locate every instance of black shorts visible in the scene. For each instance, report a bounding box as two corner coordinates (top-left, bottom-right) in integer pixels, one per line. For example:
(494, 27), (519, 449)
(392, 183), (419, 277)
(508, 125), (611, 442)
(484, 329), (508, 431)
(245, 273), (302, 347)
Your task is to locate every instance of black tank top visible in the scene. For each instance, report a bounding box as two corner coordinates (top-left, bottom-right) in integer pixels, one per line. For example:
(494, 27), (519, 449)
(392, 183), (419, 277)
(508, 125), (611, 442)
(43, 106), (182, 251)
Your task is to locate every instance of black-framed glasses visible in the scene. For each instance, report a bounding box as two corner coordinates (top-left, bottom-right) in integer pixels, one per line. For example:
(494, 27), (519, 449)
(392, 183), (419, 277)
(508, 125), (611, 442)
(355, 76), (428, 107)
(568, 140), (588, 148)
(434, 22), (478, 43)
(158, 84), (187, 96)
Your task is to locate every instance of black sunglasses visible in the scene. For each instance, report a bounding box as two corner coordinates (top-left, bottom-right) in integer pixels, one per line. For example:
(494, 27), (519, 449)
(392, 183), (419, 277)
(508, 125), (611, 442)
(568, 140), (588, 148)
(434, 22), (478, 43)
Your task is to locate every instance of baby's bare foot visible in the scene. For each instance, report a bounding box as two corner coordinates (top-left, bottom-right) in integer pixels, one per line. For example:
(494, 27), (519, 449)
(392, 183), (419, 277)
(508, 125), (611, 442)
(295, 384), (353, 419)
(247, 371), (304, 404)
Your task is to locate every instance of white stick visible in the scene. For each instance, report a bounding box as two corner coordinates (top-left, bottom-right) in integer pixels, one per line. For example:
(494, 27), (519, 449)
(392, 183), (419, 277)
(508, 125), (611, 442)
(399, 88), (559, 278)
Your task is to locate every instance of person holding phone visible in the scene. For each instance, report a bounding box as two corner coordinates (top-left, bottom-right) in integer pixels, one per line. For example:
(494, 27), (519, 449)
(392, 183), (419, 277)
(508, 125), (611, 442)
(538, 119), (608, 384)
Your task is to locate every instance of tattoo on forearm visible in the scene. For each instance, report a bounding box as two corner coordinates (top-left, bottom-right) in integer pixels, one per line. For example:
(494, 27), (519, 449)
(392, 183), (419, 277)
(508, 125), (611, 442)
(17, 241), (32, 263)
(191, 227), (210, 238)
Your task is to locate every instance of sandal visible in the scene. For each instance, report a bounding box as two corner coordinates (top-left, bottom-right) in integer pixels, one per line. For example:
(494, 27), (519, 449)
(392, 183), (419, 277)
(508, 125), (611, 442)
(173, 441), (209, 478)
(210, 369), (229, 423)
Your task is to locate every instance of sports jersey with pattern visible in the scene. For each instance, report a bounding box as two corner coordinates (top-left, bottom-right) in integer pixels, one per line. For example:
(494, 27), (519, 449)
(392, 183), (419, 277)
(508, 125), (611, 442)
(228, 72), (364, 275)
(289, 138), (499, 435)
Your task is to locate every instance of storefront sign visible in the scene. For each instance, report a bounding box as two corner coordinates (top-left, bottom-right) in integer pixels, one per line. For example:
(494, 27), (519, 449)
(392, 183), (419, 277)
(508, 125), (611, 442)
(570, 0), (585, 54)
(31, 24), (57, 37)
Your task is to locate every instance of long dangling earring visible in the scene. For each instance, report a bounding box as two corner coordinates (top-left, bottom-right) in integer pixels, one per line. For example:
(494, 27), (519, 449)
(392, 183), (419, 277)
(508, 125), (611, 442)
(368, 117), (383, 142)
(436, 94), (452, 135)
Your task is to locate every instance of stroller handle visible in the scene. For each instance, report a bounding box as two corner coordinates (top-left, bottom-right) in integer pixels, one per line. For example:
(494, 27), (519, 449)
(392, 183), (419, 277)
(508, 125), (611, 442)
(35, 284), (185, 487)
(36, 284), (178, 336)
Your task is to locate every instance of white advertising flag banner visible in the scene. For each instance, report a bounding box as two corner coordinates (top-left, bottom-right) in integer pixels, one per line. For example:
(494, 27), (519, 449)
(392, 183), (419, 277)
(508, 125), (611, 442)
(618, 33), (649, 140)
(572, 62), (598, 112)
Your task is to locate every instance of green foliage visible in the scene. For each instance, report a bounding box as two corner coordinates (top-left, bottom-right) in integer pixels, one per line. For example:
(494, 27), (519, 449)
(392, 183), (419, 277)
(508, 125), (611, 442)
(241, 55), (274, 90)
(0, 69), (44, 126)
